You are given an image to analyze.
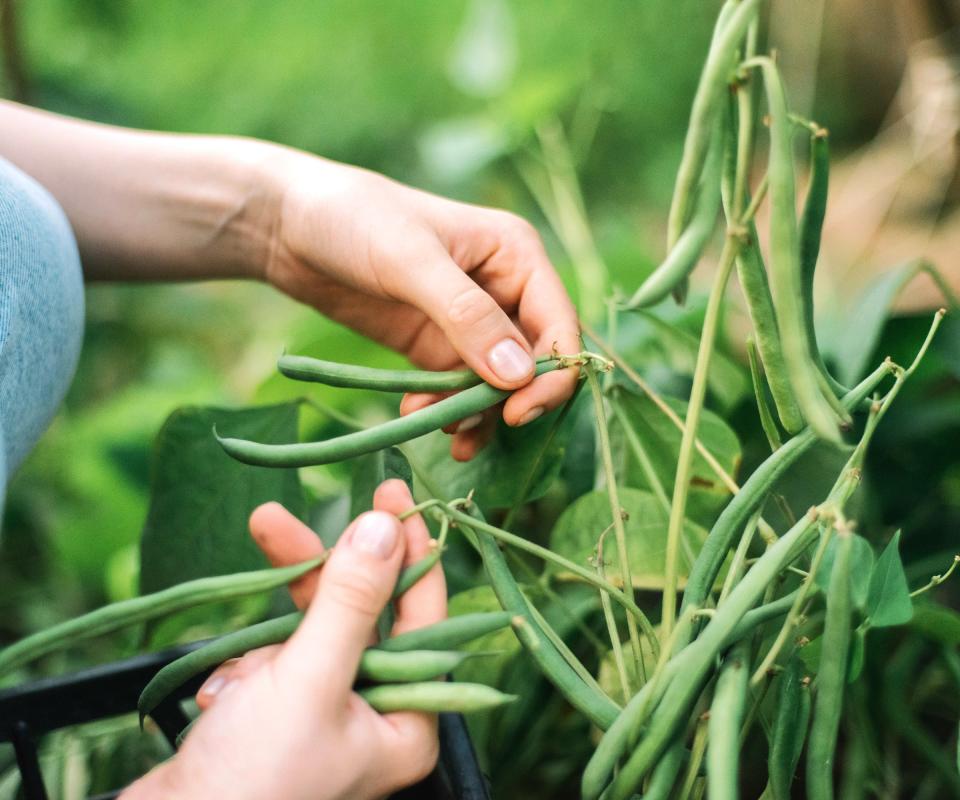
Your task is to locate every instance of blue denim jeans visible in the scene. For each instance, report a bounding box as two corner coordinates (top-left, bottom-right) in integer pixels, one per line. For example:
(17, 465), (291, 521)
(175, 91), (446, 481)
(0, 157), (85, 520)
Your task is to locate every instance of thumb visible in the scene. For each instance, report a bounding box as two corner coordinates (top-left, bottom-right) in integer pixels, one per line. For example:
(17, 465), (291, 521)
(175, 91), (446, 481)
(275, 510), (405, 703)
(398, 248), (535, 390)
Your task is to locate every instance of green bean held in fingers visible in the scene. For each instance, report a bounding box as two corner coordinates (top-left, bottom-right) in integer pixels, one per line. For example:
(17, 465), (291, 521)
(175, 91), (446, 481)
(0, 557), (325, 680)
(217, 360), (561, 468)
(359, 681), (516, 714)
(278, 354), (483, 392)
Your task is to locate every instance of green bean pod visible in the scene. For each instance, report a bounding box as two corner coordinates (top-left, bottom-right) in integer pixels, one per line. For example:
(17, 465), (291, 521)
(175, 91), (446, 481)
(666, 0), (761, 248)
(752, 58), (842, 442)
(359, 681), (516, 714)
(0, 557), (324, 680)
(463, 507), (621, 730)
(806, 531), (853, 800)
(678, 360), (890, 630)
(376, 611), (513, 653)
(767, 657), (810, 800)
(707, 643), (749, 800)
(624, 122), (724, 310)
(139, 612), (301, 720)
(391, 549), (442, 599)
(217, 361), (560, 468)
(606, 509), (822, 799)
(748, 338), (785, 450)
(278, 354), (483, 392)
(358, 649), (475, 683)
(799, 128), (851, 400)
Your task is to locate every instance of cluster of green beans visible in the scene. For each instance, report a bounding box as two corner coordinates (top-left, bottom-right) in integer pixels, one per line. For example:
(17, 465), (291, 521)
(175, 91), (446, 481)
(218, 356), (574, 468)
(139, 610), (516, 725)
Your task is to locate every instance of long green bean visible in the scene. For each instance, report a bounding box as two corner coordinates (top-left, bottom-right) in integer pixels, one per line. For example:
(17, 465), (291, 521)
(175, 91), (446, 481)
(217, 361), (560, 468)
(278, 354), (482, 392)
(359, 681), (516, 714)
(0, 557), (324, 679)
(707, 643), (749, 800)
(748, 57), (842, 442)
(767, 657), (810, 800)
(806, 530), (853, 800)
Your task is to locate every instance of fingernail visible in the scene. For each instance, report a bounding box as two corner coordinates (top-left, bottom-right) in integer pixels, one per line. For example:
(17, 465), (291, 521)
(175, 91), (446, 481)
(488, 339), (534, 383)
(456, 414), (484, 433)
(200, 676), (228, 697)
(518, 406), (545, 426)
(351, 512), (400, 559)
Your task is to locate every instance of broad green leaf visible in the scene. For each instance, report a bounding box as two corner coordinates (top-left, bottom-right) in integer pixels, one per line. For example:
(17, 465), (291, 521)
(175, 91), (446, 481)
(349, 446), (413, 520)
(815, 533), (874, 612)
(909, 603), (960, 647)
(548, 487), (709, 589)
(866, 531), (913, 628)
(403, 410), (568, 509)
(139, 403), (304, 593)
(607, 312), (749, 414)
(611, 387), (742, 528)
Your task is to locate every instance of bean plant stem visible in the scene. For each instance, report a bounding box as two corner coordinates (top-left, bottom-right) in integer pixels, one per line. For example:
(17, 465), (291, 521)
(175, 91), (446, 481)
(662, 232), (741, 639)
(583, 323), (781, 545)
(585, 363), (647, 678)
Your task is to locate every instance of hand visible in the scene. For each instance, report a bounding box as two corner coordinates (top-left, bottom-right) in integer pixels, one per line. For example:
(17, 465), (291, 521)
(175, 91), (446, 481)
(264, 153), (581, 460)
(122, 480), (446, 800)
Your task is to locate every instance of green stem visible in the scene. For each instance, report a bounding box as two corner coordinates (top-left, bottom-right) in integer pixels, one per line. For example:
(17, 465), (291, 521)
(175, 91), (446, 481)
(585, 363), (647, 678)
(662, 232), (741, 638)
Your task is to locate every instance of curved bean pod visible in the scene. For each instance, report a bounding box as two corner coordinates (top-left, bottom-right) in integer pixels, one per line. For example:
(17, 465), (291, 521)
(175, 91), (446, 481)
(359, 681), (516, 714)
(376, 611), (513, 653)
(0, 557), (324, 679)
(666, 0), (762, 248)
(750, 57), (842, 442)
(625, 122), (724, 309)
(462, 507), (621, 730)
(767, 657), (810, 800)
(678, 360), (890, 628)
(806, 531), (853, 800)
(799, 127), (851, 399)
(278, 355), (482, 392)
(217, 361), (560, 468)
(391, 549), (442, 599)
(707, 643), (749, 800)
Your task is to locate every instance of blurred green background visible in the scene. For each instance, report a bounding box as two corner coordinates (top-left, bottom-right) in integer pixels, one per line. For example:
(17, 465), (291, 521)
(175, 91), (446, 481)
(2, 0), (958, 796)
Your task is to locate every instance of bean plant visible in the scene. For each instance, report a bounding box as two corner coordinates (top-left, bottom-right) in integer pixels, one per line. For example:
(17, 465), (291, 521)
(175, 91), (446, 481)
(3, 2), (959, 798)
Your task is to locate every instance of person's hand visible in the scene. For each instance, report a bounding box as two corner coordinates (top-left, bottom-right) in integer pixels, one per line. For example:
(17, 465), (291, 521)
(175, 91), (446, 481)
(123, 480), (446, 800)
(263, 152), (581, 460)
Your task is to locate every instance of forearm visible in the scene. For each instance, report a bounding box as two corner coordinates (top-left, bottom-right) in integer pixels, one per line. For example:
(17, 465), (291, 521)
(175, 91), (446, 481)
(0, 100), (283, 281)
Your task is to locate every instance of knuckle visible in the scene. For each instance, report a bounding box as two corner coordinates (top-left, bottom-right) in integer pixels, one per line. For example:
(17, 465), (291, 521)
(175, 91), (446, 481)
(496, 211), (538, 241)
(446, 285), (502, 331)
(398, 737), (440, 785)
(324, 567), (385, 619)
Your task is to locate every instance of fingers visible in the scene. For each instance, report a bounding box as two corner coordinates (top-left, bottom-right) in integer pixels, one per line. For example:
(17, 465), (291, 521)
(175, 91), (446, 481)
(195, 645), (283, 710)
(372, 480), (446, 635)
(390, 240), (537, 392)
(249, 502), (324, 609)
(274, 509), (406, 704)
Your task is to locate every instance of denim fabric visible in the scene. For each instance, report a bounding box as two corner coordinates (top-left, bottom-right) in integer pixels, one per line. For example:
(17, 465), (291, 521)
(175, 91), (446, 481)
(0, 157), (85, 520)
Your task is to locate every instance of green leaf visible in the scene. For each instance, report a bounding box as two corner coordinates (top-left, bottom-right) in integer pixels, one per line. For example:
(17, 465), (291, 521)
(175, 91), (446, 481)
(349, 446), (413, 520)
(866, 531), (913, 628)
(608, 311), (749, 414)
(139, 403), (305, 593)
(611, 387), (742, 528)
(548, 487), (709, 589)
(815, 533), (874, 612)
(403, 411), (568, 509)
(909, 603), (960, 647)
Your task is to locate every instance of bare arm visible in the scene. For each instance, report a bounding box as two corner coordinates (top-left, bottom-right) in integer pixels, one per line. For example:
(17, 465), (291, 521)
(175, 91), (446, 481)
(0, 100), (278, 281)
